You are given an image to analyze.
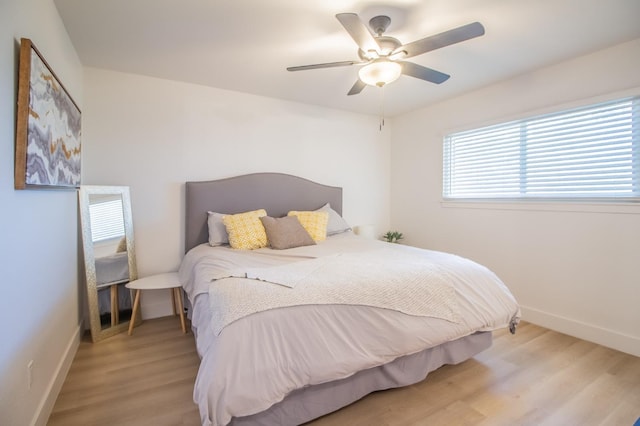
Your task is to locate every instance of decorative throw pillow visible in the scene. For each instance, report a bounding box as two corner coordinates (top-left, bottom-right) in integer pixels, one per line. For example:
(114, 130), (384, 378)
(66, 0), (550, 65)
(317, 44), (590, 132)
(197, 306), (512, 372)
(287, 210), (329, 242)
(222, 209), (268, 250)
(316, 203), (351, 235)
(207, 211), (229, 246)
(260, 215), (316, 250)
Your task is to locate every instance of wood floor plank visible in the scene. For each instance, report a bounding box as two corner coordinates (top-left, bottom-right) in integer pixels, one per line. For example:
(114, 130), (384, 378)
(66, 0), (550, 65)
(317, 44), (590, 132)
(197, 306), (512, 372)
(48, 318), (640, 426)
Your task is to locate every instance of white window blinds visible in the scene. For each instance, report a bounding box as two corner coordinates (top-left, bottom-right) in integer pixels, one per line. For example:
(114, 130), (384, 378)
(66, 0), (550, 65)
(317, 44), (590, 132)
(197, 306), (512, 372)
(89, 198), (125, 242)
(443, 96), (640, 201)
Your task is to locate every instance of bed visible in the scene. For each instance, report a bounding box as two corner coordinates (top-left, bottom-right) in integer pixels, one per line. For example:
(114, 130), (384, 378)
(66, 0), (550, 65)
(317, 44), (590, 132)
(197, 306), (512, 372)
(179, 173), (520, 426)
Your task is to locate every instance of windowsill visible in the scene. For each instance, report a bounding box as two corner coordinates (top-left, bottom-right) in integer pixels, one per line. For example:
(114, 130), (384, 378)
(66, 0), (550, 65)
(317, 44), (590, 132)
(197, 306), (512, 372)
(441, 199), (640, 215)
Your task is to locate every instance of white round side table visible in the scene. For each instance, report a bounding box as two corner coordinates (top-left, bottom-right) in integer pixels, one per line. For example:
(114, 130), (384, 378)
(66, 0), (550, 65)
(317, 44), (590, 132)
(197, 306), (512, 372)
(125, 272), (187, 335)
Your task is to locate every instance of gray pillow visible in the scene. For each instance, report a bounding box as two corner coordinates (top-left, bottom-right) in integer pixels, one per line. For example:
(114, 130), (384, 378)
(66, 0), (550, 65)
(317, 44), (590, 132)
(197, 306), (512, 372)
(207, 211), (229, 246)
(260, 215), (316, 250)
(316, 203), (351, 235)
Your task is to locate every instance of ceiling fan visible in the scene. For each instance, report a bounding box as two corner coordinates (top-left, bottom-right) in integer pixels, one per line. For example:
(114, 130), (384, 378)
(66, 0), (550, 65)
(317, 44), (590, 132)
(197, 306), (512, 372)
(287, 13), (485, 95)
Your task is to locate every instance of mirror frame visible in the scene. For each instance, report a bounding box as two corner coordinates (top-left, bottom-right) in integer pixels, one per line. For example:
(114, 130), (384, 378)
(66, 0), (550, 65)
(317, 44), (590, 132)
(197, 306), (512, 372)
(79, 185), (139, 342)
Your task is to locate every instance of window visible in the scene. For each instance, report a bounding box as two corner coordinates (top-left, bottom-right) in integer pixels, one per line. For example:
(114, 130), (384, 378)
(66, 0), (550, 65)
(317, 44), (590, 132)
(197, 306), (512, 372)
(89, 197), (125, 242)
(443, 96), (639, 201)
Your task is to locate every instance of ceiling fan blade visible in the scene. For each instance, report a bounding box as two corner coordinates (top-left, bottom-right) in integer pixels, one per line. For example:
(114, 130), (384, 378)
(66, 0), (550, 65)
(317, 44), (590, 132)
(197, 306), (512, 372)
(400, 61), (450, 84)
(336, 13), (380, 54)
(397, 22), (485, 59)
(347, 79), (366, 96)
(287, 60), (359, 72)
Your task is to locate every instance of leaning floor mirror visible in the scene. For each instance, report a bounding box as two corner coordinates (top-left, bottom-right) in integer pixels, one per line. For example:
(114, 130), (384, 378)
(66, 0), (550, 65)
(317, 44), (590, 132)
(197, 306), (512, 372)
(79, 186), (140, 342)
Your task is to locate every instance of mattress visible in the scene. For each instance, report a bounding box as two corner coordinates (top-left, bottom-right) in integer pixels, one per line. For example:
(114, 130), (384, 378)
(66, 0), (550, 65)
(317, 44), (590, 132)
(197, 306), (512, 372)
(95, 251), (130, 286)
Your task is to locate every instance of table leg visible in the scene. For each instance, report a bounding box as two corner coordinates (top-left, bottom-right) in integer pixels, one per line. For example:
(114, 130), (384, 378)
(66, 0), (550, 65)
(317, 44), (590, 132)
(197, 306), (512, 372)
(110, 285), (118, 326)
(174, 287), (187, 334)
(128, 289), (141, 336)
(171, 288), (177, 316)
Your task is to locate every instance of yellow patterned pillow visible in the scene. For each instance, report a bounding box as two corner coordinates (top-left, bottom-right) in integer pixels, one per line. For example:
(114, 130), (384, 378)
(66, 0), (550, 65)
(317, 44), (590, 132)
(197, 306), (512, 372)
(287, 211), (329, 242)
(222, 209), (268, 249)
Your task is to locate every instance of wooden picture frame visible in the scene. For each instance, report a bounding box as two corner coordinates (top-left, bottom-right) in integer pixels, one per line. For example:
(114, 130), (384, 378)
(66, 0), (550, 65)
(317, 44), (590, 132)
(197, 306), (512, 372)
(15, 38), (81, 189)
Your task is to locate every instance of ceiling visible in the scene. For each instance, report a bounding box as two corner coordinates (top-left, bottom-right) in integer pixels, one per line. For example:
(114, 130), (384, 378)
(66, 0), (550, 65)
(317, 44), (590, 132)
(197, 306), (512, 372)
(54, 0), (640, 117)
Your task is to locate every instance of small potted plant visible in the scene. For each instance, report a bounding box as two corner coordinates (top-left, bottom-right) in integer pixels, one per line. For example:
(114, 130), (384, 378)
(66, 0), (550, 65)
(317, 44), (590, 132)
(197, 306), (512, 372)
(382, 231), (404, 243)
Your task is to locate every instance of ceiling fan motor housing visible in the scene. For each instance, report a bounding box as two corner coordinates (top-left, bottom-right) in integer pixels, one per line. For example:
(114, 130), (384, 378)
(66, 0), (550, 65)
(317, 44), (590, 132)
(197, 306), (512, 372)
(358, 36), (401, 60)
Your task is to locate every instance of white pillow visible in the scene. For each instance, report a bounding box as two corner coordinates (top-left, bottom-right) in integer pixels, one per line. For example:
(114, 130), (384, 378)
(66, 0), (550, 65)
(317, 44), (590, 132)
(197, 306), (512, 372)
(207, 211), (229, 246)
(316, 203), (351, 236)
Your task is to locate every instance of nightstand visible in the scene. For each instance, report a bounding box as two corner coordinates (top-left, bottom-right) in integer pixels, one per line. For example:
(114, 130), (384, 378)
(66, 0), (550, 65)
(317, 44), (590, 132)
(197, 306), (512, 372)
(125, 272), (187, 335)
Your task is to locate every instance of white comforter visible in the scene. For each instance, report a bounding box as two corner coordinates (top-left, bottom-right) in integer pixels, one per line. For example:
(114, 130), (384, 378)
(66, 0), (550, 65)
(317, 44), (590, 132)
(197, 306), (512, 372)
(179, 233), (520, 426)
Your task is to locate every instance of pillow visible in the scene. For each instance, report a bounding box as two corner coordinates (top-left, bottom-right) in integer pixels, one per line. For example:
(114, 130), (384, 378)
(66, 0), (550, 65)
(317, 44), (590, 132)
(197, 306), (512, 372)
(207, 211), (229, 246)
(287, 210), (329, 242)
(260, 215), (316, 250)
(316, 203), (351, 235)
(222, 209), (268, 250)
(116, 237), (127, 253)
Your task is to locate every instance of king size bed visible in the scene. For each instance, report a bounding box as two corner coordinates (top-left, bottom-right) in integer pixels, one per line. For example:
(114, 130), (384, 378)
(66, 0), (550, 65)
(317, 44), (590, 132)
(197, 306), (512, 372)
(178, 173), (520, 426)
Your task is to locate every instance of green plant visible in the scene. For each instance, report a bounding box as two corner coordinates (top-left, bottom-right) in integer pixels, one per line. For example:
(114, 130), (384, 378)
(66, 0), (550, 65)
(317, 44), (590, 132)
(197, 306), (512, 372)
(383, 231), (404, 243)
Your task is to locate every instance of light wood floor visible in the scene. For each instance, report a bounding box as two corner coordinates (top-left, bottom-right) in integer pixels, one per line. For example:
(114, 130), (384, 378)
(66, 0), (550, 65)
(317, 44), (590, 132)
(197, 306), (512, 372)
(48, 318), (640, 426)
(48, 316), (200, 426)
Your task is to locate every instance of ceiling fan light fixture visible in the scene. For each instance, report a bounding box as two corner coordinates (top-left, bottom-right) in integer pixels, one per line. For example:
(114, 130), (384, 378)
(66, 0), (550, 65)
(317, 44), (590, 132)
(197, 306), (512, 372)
(358, 60), (402, 87)
(364, 49), (379, 60)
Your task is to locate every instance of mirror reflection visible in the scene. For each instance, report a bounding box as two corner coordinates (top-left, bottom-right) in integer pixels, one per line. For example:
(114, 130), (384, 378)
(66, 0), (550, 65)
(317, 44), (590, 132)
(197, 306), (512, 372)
(90, 193), (132, 329)
(79, 186), (139, 342)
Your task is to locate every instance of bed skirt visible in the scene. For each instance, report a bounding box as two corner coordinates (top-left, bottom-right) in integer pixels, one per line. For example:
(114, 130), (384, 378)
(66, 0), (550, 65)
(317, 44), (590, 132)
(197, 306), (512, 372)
(230, 331), (492, 425)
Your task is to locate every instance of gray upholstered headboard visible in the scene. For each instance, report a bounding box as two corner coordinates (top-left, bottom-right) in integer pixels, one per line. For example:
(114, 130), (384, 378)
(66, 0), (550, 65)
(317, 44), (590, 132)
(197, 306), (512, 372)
(185, 173), (343, 252)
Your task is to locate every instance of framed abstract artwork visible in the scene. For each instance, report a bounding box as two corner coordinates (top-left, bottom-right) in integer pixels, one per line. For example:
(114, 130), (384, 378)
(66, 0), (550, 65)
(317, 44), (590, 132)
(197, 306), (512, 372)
(15, 38), (81, 189)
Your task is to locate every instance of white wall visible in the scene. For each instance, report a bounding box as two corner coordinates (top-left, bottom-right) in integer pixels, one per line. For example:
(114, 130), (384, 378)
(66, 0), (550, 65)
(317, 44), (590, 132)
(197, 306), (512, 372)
(392, 38), (640, 357)
(0, 0), (83, 425)
(82, 68), (391, 318)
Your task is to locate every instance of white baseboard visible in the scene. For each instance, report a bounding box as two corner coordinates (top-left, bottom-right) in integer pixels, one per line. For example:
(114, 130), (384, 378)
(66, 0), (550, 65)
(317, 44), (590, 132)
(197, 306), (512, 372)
(521, 305), (640, 357)
(31, 322), (82, 426)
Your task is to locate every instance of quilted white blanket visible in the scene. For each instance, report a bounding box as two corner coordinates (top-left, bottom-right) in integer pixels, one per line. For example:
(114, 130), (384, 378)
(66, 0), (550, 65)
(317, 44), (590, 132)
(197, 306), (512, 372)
(209, 247), (463, 335)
